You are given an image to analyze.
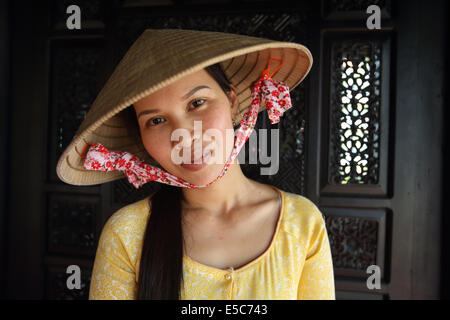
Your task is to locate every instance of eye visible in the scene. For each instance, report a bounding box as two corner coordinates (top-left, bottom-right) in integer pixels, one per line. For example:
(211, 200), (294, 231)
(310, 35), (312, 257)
(145, 99), (206, 128)
(189, 98), (206, 110)
(145, 117), (165, 128)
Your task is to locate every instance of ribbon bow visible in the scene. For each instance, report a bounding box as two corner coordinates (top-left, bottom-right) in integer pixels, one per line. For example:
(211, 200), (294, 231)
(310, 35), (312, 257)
(256, 57), (292, 124)
(83, 58), (293, 189)
(83, 143), (162, 188)
(252, 73), (292, 125)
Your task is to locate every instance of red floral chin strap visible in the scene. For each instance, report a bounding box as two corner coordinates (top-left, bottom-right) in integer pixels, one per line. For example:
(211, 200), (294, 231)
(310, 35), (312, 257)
(82, 58), (293, 189)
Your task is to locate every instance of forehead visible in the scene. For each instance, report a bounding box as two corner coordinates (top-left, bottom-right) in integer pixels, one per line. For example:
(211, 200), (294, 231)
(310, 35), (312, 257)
(133, 68), (218, 111)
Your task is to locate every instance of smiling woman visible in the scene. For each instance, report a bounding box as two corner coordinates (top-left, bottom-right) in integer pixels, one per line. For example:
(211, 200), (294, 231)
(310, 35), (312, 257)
(56, 28), (335, 300)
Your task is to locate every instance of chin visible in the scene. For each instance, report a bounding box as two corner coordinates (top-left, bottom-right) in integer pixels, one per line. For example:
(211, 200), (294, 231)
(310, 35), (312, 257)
(178, 163), (224, 186)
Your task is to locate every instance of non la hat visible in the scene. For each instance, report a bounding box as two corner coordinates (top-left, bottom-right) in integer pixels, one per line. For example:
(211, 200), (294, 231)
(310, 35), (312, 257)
(56, 28), (313, 186)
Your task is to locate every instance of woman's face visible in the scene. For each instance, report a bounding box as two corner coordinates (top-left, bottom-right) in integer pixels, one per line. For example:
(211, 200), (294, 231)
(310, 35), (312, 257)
(133, 69), (239, 186)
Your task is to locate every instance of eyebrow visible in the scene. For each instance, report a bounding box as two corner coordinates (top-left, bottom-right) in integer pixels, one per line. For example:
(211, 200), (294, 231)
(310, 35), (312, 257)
(137, 85), (211, 119)
(181, 85), (211, 101)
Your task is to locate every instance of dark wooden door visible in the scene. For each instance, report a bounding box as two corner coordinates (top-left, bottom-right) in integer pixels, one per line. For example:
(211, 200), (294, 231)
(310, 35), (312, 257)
(3, 0), (446, 299)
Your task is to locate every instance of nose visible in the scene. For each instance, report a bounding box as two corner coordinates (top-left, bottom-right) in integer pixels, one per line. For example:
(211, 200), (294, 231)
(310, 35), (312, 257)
(170, 119), (203, 155)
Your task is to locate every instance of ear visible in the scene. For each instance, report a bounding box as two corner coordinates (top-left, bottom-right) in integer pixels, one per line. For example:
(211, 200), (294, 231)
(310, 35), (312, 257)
(227, 84), (239, 119)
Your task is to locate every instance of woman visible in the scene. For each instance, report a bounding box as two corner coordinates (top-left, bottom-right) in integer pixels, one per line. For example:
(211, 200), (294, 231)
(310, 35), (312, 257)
(56, 29), (335, 300)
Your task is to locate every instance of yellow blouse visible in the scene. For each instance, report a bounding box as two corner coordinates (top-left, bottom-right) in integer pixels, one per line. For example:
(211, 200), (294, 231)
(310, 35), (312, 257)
(88, 187), (335, 300)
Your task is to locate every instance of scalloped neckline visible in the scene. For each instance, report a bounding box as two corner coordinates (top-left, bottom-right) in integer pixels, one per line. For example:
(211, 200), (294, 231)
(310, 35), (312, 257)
(183, 185), (284, 274)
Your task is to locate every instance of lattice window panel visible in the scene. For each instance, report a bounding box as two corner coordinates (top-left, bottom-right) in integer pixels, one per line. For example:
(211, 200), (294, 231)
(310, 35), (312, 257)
(329, 41), (382, 185)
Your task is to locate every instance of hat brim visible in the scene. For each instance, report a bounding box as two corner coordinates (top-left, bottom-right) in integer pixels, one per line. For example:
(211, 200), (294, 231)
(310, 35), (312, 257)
(56, 29), (313, 186)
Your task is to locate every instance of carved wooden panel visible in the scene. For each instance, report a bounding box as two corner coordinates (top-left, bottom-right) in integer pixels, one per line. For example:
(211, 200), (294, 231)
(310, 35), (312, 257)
(320, 32), (392, 196)
(47, 194), (99, 256)
(48, 39), (105, 181)
(329, 41), (381, 185)
(321, 206), (389, 281)
(45, 5), (107, 299)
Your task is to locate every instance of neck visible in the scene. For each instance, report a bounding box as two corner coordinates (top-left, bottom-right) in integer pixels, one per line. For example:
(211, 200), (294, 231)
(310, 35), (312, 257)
(180, 157), (255, 218)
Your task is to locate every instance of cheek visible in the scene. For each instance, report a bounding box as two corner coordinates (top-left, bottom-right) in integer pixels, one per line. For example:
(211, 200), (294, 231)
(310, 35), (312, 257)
(202, 114), (229, 133)
(202, 113), (234, 160)
(140, 131), (172, 166)
(202, 100), (233, 133)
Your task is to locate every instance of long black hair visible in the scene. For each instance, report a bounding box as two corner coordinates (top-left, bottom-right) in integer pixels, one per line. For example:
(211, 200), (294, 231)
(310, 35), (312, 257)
(135, 63), (233, 299)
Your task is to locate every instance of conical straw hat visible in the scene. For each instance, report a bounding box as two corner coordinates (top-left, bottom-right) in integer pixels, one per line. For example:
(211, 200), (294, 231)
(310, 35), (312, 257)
(56, 28), (313, 186)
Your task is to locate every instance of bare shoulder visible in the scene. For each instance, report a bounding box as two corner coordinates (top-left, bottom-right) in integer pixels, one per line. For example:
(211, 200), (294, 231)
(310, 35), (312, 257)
(244, 180), (283, 229)
(247, 179), (281, 207)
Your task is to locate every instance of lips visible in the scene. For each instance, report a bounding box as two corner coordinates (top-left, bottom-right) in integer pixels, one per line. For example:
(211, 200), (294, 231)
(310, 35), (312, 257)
(182, 150), (209, 165)
(181, 144), (214, 165)
(180, 150), (213, 171)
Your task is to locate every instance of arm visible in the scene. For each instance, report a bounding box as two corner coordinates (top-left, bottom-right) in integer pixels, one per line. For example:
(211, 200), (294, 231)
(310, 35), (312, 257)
(297, 209), (335, 300)
(89, 221), (137, 300)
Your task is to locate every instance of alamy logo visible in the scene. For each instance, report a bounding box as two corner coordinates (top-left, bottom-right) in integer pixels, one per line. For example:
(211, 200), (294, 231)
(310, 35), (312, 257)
(366, 264), (381, 290)
(170, 121), (281, 175)
(366, 5), (381, 30)
(66, 265), (81, 290)
(66, 5), (81, 30)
